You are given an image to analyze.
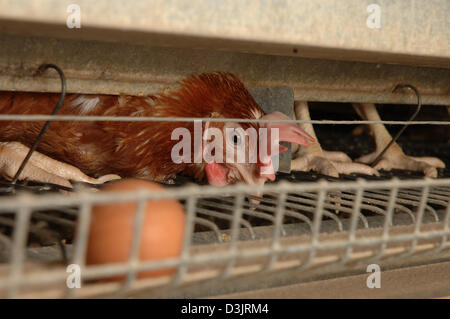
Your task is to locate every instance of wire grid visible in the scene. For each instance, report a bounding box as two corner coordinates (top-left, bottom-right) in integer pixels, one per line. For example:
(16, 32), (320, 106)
(0, 177), (449, 298)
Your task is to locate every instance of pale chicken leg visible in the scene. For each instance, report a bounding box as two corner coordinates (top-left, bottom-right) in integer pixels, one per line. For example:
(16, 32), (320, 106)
(0, 142), (121, 188)
(353, 103), (445, 177)
(291, 101), (379, 177)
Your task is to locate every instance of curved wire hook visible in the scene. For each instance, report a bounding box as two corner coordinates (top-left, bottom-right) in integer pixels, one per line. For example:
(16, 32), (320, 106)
(370, 84), (422, 167)
(10, 64), (67, 185)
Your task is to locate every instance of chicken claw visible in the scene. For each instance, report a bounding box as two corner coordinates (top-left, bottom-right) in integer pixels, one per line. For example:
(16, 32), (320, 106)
(0, 142), (121, 188)
(353, 103), (445, 178)
(292, 152), (380, 178)
(291, 101), (379, 178)
(356, 145), (445, 178)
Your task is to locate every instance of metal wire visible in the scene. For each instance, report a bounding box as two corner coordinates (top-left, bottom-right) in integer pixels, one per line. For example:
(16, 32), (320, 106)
(340, 182), (364, 264)
(7, 206), (31, 298)
(65, 201), (91, 298)
(174, 196), (198, 285)
(0, 114), (448, 125)
(370, 184), (400, 262)
(222, 193), (244, 278)
(371, 84), (422, 167)
(121, 196), (147, 292)
(10, 64), (66, 186)
(265, 191), (286, 271)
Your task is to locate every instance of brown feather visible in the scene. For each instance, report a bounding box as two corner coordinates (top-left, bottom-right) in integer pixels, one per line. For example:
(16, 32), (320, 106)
(0, 72), (264, 182)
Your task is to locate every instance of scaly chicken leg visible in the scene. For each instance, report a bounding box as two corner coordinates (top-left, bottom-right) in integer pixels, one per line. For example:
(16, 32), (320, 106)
(352, 103), (445, 177)
(291, 101), (379, 177)
(0, 142), (121, 188)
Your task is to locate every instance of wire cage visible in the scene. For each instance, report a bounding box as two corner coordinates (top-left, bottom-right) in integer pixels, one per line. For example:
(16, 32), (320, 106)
(0, 0), (449, 299)
(0, 171), (449, 298)
(0, 65), (448, 299)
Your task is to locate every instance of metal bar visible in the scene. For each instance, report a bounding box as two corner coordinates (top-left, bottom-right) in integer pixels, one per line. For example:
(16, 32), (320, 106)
(287, 192), (354, 230)
(65, 200), (91, 298)
(376, 185), (399, 262)
(0, 232), (11, 252)
(0, 114), (449, 125)
(395, 190), (439, 221)
(300, 185), (327, 269)
(194, 217), (223, 243)
(222, 194), (244, 278)
(408, 185), (430, 256)
(351, 190), (416, 223)
(195, 207), (254, 238)
(418, 199), (450, 254)
(341, 184), (364, 264)
(174, 196), (197, 285)
(399, 189), (448, 208)
(266, 191), (287, 271)
(0, 0), (448, 67)
(0, 33), (449, 105)
(7, 206), (31, 298)
(429, 187), (450, 197)
(435, 199), (450, 253)
(199, 198), (266, 234)
(246, 194), (313, 231)
(1, 228), (449, 292)
(258, 197), (313, 230)
(121, 197), (147, 292)
(31, 211), (75, 227)
(366, 189), (437, 222)
(1, 178), (450, 209)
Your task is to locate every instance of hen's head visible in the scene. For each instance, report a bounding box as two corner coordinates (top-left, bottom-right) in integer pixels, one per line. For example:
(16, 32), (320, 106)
(163, 72), (314, 186)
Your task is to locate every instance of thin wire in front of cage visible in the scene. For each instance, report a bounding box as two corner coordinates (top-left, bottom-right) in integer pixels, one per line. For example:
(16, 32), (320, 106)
(0, 114), (449, 125)
(9, 64), (67, 187)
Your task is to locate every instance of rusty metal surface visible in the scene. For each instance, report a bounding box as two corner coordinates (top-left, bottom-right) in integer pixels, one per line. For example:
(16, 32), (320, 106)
(0, 34), (449, 105)
(0, 0), (449, 68)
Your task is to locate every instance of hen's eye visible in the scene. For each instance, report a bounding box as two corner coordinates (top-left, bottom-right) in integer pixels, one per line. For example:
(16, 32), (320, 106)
(232, 134), (240, 145)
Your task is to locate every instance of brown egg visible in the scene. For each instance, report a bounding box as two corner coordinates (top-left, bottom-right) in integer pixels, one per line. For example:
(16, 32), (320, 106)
(85, 179), (185, 281)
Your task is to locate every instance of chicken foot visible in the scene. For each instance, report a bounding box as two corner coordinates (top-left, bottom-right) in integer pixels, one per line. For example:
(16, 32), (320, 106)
(352, 103), (445, 177)
(0, 142), (121, 188)
(291, 101), (379, 178)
